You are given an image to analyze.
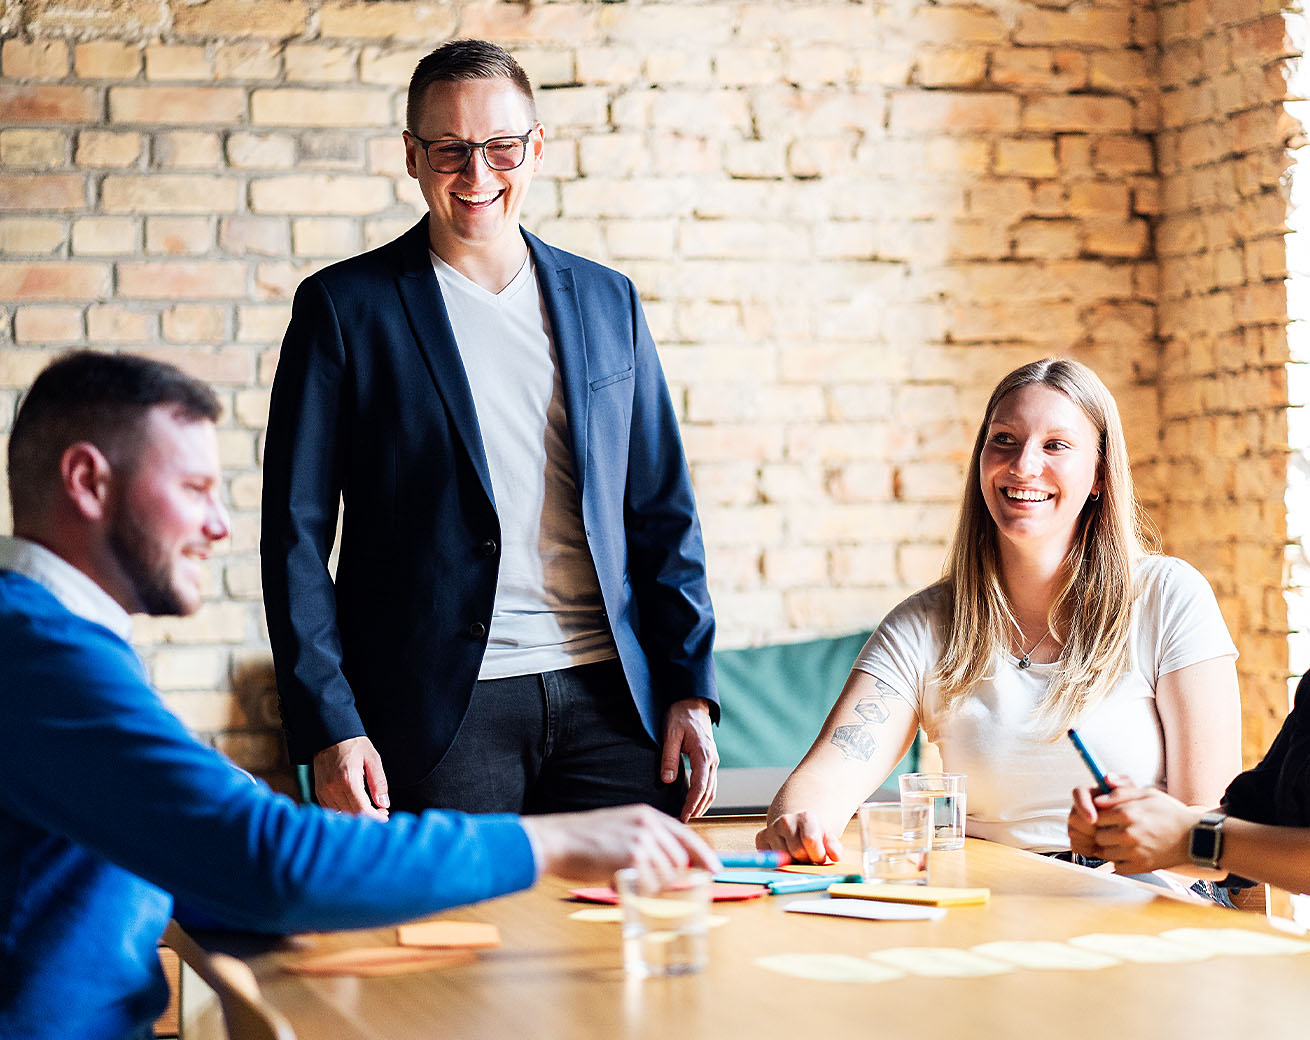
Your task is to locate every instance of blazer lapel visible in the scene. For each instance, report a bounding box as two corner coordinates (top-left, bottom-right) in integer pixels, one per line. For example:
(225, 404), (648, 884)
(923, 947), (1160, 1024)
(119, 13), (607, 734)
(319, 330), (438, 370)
(393, 219), (497, 508)
(527, 232), (590, 497)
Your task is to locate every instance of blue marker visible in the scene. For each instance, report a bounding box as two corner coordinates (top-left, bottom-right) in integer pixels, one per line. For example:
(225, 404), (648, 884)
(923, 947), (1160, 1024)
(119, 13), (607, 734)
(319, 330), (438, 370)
(766, 874), (862, 895)
(1066, 728), (1112, 794)
(717, 851), (792, 869)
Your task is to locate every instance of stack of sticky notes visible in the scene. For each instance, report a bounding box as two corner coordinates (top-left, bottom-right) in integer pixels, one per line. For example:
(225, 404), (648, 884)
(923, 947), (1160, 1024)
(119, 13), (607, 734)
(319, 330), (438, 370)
(827, 882), (990, 907)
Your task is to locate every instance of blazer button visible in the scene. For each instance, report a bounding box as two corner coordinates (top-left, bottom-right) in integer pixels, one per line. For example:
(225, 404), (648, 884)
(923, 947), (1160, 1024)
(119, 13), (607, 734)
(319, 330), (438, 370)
(466, 621), (487, 640)
(478, 538), (498, 558)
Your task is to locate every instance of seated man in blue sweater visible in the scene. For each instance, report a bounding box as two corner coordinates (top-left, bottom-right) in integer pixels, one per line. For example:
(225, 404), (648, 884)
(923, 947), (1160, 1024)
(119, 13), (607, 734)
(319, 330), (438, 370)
(0, 350), (719, 1040)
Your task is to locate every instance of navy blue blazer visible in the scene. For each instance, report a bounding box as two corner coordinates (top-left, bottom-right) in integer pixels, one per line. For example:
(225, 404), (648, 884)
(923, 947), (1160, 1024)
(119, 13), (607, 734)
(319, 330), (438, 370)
(261, 218), (717, 788)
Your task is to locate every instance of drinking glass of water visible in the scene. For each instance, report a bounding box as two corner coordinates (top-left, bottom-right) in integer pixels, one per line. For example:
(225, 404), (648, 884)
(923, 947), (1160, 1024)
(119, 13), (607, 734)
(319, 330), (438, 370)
(898, 772), (967, 851)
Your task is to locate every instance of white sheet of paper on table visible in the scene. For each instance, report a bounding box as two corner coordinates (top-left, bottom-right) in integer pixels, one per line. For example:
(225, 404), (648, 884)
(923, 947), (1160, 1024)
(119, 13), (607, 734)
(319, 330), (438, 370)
(782, 897), (946, 922)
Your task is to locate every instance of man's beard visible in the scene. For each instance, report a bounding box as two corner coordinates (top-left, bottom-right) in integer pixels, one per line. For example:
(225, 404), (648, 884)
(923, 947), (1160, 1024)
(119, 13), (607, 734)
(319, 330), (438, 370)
(107, 507), (188, 616)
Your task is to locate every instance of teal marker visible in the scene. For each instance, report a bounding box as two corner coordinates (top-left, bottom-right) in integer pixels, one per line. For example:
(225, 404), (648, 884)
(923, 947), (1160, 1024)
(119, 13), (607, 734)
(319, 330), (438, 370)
(766, 874), (862, 895)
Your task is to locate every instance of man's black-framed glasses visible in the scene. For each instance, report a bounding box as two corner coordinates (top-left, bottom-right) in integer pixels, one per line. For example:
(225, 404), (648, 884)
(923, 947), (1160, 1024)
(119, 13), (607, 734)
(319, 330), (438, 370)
(408, 130), (536, 174)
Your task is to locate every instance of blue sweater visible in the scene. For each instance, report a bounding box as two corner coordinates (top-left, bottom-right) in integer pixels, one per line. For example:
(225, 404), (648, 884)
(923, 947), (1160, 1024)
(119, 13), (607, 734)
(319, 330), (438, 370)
(0, 571), (536, 1039)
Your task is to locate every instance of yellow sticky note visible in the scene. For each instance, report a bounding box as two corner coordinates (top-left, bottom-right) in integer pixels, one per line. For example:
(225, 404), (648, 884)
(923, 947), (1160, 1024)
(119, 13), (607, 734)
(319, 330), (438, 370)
(828, 883), (990, 907)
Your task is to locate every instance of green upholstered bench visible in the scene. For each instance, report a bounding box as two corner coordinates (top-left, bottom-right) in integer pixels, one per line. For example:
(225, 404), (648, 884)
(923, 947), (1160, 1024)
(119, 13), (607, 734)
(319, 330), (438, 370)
(709, 631), (920, 814)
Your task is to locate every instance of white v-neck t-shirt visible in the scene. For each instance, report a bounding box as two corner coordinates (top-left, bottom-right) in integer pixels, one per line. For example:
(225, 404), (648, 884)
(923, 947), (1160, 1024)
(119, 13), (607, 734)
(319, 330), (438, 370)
(851, 556), (1238, 851)
(431, 252), (616, 679)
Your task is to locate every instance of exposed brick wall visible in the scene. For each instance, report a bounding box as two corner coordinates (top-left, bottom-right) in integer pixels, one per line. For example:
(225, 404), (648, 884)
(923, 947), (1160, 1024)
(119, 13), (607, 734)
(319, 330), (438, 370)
(0, 0), (1299, 781)
(1155, 1), (1299, 763)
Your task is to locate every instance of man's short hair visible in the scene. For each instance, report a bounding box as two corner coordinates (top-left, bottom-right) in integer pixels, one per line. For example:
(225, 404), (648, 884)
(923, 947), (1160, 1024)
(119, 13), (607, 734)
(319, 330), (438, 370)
(406, 38), (537, 132)
(7, 350), (221, 523)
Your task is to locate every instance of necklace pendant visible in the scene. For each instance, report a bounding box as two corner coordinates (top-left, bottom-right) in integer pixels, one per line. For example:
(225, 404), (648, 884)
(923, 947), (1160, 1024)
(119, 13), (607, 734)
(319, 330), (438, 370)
(1018, 654), (1031, 670)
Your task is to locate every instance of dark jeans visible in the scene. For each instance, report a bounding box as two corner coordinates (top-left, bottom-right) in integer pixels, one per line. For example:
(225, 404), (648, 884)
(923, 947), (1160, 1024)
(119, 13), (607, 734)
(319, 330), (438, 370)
(388, 657), (686, 817)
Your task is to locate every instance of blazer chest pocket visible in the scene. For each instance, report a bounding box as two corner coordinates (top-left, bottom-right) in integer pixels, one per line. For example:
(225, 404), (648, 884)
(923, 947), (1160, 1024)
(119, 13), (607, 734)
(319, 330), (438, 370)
(589, 367), (634, 391)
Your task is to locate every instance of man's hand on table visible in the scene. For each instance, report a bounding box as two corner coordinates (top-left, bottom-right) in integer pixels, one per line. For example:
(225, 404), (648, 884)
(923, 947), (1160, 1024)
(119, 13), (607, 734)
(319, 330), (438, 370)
(522, 805), (722, 890)
(755, 811), (844, 865)
(661, 697), (719, 822)
(313, 736), (390, 821)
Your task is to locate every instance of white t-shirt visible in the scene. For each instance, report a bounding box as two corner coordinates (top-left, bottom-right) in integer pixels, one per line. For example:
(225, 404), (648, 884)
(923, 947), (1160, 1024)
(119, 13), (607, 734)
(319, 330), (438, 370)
(851, 556), (1238, 851)
(432, 252), (617, 679)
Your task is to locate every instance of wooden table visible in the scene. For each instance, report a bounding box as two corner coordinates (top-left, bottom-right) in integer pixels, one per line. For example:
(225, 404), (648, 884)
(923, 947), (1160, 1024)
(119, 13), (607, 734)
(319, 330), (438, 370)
(187, 817), (1310, 1038)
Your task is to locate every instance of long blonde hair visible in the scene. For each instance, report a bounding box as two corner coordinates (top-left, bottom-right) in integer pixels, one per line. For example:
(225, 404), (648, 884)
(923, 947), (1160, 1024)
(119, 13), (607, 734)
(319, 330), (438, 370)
(934, 358), (1155, 733)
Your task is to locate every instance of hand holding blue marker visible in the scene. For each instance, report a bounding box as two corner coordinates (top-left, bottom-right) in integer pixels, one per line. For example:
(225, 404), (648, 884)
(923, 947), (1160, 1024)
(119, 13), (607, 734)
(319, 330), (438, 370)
(1066, 728), (1113, 795)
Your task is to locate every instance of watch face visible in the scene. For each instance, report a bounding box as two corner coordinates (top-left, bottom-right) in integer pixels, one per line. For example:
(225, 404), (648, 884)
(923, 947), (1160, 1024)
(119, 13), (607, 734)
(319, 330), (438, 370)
(1191, 827), (1219, 862)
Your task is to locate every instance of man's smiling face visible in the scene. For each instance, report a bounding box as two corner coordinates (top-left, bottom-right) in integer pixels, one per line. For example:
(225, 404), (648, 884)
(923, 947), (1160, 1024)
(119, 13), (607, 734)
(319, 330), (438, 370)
(404, 77), (544, 270)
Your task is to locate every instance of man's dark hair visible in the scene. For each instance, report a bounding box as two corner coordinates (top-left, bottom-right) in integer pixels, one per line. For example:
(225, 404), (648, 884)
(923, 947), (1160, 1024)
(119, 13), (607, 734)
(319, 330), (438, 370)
(7, 350), (221, 523)
(406, 38), (537, 132)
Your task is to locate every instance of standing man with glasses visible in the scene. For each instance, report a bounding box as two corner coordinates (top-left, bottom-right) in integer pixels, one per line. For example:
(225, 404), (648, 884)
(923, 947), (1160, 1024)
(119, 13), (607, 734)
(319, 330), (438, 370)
(263, 40), (719, 824)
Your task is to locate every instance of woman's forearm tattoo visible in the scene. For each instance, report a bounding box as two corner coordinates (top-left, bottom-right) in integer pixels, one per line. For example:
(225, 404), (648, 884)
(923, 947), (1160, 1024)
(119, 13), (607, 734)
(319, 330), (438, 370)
(830, 681), (894, 762)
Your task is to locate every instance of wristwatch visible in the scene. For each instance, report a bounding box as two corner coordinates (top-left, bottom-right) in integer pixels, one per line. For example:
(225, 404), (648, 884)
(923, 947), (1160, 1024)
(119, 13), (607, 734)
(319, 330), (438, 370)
(1188, 811), (1226, 869)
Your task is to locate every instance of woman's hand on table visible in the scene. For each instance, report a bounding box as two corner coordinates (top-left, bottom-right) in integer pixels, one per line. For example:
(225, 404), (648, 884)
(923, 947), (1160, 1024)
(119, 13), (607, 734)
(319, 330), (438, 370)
(755, 811), (843, 865)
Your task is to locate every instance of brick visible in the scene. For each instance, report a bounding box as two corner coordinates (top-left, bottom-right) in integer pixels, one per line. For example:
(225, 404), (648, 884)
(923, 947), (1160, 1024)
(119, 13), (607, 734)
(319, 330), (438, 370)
(1069, 182), (1130, 218)
(233, 388), (271, 428)
(0, 174), (84, 211)
(87, 303), (154, 343)
(712, 48), (783, 87)
(1089, 51), (1152, 92)
(214, 42), (282, 81)
(296, 131), (362, 168)
(146, 215), (214, 257)
(291, 217), (360, 257)
(1024, 96), (1135, 132)
(319, 1), (457, 39)
(220, 216), (288, 257)
(74, 41), (141, 79)
(76, 130), (143, 167)
(145, 44), (212, 81)
(155, 130), (223, 168)
(162, 304), (227, 343)
(254, 259), (322, 300)
(161, 691), (247, 731)
(890, 92), (1020, 133)
(1015, 8), (1132, 46)
(784, 46), (854, 87)
(72, 216), (138, 255)
(0, 85), (99, 124)
(463, 2), (600, 43)
(250, 88), (391, 126)
(151, 647), (224, 691)
(1013, 218), (1080, 258)
(830, 543), (898, 583)
(995, 138), (1058, 177)
(359, 46), (427, 87)
(0, 129), (65, 168)
(284, 43), (358, 82)
(0, 349), (59, 388)
(0, 262), (109, 300)
(24, 0), (167, 37)
(172, 0), (308, 38)
(576, 46), (641, 85)
(3, 39), (69, 79)
(1094, 136), (1153, 175)
(991, 48), (1088, 90)
(0, 218), (65, 254)
(102, 175), (240, 214)
(14, 305), (82, 344)
(916, 48), (986, 88)
(117, 261), (246, 299)
(237, 303), (291, 344)
(226, 132), (296, 169)
(109, 87), (245, 125)
(739, 6), (874, 44)
(250, 175), (394, 214)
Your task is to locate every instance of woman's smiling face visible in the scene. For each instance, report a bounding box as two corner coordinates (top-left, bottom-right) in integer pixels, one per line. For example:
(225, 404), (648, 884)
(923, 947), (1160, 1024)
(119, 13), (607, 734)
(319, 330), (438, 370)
(979, 382), (1103, 557)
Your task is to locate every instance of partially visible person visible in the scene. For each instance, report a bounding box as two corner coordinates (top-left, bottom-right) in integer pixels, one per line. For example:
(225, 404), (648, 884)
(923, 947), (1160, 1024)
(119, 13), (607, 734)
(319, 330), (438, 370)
(0, 351), (717, 1040)
(1069, 673), (1310, 895)
(757, 358), (1242, 872)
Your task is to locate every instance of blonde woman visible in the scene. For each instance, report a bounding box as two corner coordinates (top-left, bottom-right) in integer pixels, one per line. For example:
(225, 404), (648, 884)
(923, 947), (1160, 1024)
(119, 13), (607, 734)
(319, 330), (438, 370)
(758, 358), (1242, 877)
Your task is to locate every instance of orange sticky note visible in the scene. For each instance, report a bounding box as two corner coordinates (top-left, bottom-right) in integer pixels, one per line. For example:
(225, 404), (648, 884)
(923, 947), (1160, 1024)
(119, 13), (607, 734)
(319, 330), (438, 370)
(778, 860), (864, 876)
(285, 946), (475, 977)
(396, 921), (501, 949)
